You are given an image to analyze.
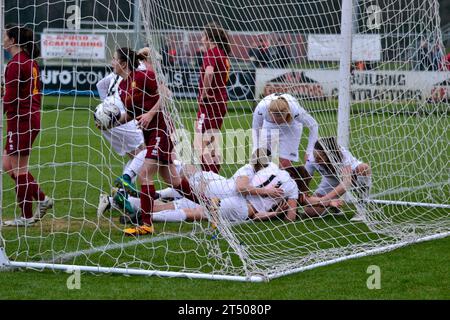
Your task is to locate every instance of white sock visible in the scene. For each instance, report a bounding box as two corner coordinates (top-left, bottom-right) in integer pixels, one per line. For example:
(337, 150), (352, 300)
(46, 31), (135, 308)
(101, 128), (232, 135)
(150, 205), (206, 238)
(124, 149), (147, 180)
(128, 196), (141, 212)
(152, 209), (187, 222)
(158, 187), (183, 199)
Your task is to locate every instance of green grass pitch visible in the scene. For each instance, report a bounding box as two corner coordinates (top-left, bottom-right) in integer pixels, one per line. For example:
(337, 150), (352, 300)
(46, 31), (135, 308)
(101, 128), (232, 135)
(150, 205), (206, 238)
(0, 95), (448, 299)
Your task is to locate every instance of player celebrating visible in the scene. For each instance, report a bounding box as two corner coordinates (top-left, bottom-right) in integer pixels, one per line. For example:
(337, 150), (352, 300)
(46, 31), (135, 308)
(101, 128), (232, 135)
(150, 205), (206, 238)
(95, 48), (151, 197)
(194, 22), (231, 174)
(303, 137), (372, 220)
(110, 47), (196, 236)
(252, 93), (319, 168)
(2, 25), (53, 226)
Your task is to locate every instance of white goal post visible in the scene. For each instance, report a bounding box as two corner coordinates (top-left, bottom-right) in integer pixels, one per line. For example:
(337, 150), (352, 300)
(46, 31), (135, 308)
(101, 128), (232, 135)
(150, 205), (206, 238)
(0, 0), (449, 282)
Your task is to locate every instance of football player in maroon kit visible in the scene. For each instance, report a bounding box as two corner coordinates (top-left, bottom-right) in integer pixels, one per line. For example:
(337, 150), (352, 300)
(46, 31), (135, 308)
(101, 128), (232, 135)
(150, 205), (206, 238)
(2, 25), (53, 227)
(111, 47), (196, 236)
(195, 22), (231, 174)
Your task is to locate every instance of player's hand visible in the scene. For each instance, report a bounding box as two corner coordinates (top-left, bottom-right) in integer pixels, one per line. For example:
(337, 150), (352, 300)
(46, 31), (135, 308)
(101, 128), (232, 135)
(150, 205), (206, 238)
(329, 199), (343, 208)
(201, 89), (215, 101)
(265, 186), (284, 199)
(136, 111), (155, 129)
(304, 153), (309, 163)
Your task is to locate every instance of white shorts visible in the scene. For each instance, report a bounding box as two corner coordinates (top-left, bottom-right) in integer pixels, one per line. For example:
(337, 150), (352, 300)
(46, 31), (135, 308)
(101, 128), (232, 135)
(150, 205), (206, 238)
(315, 164), (363, 196)
(102, 120), (144, 156)
(218, 196), (249, 222)
(189, 171), (236, 199)
(260, 122), (301, 162)
(173, 196), (248, 223)
(315, 176), (341, 196)
(173, 198), (201, 210)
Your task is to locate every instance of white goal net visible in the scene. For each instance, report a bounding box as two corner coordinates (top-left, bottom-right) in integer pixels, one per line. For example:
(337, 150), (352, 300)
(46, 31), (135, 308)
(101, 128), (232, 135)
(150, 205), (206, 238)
(0, 0), (449, 281)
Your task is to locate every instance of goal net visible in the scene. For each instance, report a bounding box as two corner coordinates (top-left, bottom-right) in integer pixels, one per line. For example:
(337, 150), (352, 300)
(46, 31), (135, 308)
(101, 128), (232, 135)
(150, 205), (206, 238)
(1, 0), (449, 281)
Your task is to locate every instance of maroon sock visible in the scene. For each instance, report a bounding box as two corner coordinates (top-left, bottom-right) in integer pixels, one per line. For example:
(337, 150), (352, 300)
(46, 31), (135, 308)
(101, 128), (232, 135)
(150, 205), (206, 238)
(174, 178), (201, 204)
(15, 174), (33, 219)
(140, 185), (155, 226)
(27, 172), (46, 201)
(201, 162), (221, 174)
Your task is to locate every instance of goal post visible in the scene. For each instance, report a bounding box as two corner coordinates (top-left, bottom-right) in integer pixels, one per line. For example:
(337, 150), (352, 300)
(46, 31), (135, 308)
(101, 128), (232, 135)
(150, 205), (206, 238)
(0, 0), (449, 282)
(337, 0), (353, 149)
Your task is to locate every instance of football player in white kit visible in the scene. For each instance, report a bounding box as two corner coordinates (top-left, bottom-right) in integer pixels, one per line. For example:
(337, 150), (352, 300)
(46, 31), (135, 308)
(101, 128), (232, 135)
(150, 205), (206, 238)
(303, 137), (372, 220)
(112, 149), (341, 223)
(252, 93), (319, 168)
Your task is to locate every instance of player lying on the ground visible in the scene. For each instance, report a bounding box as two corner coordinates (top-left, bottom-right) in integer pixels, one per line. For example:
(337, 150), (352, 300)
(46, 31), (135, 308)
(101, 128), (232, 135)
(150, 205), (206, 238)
(252, 93), (319, 168)
(301, 136), (372, 221)
(98, 149), (342, 224)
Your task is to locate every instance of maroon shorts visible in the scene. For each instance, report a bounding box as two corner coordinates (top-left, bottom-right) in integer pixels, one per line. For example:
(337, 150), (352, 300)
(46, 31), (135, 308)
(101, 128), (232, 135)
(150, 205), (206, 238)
(144, 128), (173, 164)
(5, 114), (40, 156)
(196, 101), (227, 133)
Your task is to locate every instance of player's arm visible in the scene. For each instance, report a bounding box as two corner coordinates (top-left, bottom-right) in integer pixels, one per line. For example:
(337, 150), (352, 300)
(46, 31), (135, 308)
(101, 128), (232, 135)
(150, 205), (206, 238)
(135, 72), (170, 129)
(3, 62), (20, 109)
(235, 176), (284, 198)
(283, 198), (299, 222)
(317, 165), (353, 201)
(96, 73), (115, 101)
(251, 210), (282, 221)
(200, 65), (215, 101)
(303, 194), (343, 208)
(251, 102), (265, 152)
(296, 106), (319, 161)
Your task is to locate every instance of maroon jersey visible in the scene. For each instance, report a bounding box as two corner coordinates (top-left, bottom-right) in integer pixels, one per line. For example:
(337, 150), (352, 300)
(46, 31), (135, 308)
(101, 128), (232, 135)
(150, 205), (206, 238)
(118, 69), (173, 162)
(198, 46), (230, 103)
(3, 51), (41, 155)
(118, 69), (166, 131)
(3, 51), (42, 119)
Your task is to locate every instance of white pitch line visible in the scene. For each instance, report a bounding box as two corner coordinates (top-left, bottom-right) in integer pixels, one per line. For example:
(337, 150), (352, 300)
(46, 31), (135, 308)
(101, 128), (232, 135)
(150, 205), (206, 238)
(43, 231), (195, 264)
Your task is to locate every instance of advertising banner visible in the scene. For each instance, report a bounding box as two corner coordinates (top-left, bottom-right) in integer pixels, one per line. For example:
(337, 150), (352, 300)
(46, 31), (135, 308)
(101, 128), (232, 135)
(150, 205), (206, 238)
(255, 68), (450, 103)
(41, 33), (106, 60)
(41, 66), (256, 101)
(41, 65), (111, 94)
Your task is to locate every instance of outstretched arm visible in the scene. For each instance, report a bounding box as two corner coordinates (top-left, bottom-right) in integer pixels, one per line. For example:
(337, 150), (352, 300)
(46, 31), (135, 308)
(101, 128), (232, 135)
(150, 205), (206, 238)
(252, 102), (265, 151)
(200, 66), (216, 100)
(297, 110), (319, 161)
(235, 176), (284, 198)
(136, 83), (172, 129)
(317, 165), (352, 201)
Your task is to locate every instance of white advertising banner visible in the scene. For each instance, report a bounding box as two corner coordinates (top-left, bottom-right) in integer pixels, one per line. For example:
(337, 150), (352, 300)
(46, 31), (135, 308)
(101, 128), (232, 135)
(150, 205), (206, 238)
(308, 34), (382, 61)
(255, 68), (450, 103)
(41, 33), (106, 60)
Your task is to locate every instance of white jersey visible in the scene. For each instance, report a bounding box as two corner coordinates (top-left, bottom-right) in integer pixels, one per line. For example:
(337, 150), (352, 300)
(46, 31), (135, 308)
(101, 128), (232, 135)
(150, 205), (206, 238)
(305, 146), (362, 196)
(247, 166), (298, 213)
(188, 162), (278, 200)
(96, 72), (144, 156)
(252, 93), (318, 161)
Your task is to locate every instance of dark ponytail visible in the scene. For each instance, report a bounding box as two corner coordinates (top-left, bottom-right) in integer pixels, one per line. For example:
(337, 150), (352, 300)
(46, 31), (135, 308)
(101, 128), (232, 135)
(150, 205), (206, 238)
(314, 137), (344, 175)
(116, 47), (146, 70)
(251, 148), (272, 172)
(204, 22), (231, 55)
(5, 24), (40, 59)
